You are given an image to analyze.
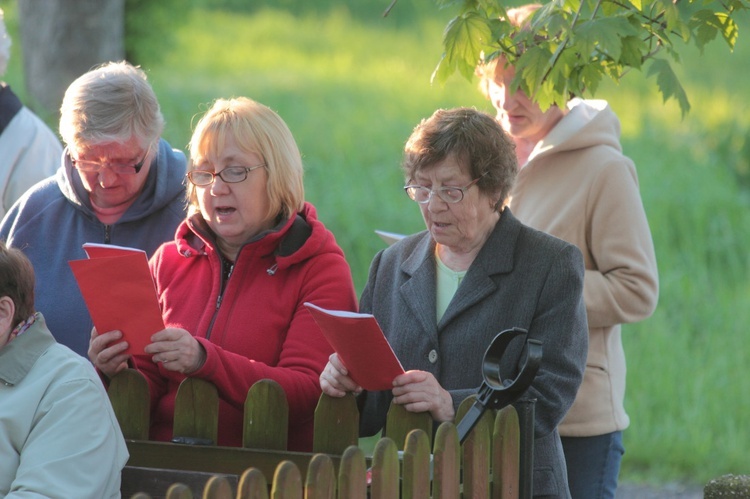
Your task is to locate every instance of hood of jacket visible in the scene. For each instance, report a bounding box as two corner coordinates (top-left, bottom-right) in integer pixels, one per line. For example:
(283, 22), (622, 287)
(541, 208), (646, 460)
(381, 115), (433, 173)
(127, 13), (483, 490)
(174, 201), (344, 272)
(528, 99), (624, 164)
(56, 138), (187, 223)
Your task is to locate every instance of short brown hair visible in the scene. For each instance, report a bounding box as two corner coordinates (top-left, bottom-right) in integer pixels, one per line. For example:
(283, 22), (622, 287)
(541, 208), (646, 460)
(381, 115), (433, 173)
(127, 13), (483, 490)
(0, 241), (36, 327)
(402, 107), (517, 210)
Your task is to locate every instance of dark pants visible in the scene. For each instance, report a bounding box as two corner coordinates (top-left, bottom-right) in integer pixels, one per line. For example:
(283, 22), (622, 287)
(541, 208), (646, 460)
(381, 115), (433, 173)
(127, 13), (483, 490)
(561, 431), (624, 499)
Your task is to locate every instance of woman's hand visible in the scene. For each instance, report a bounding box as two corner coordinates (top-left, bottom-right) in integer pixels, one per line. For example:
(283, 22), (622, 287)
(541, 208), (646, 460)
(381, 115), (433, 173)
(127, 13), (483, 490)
(144, 327), (206, 374)
(88, 328), (130, 378)
(320, 353), (363, 397)
(392, 370), (455, 422)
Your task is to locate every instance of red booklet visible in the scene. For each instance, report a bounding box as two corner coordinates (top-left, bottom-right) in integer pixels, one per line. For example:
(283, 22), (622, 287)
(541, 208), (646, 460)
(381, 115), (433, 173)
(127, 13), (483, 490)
(304, 302), (405, 391)
(69, 243), (164, 355)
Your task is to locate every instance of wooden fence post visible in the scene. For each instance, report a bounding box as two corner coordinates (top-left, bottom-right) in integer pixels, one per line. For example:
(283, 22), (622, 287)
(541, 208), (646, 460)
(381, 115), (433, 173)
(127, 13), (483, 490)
(270, 461), (302, 499)
(370, 437), (399, 499)
(384, 401), (433, 451)
(236, 468), (269, 499)
(313, 393), (359, 455)
(401, 429), (431, 499)
(304, 454), (336, 499)
(202, 475), (233, 498)
(337, 446), (367, 499)
(432, 423), (460, 499)
(492, 405), (520, 499)
(244, 379), (288, 450)
(108, 368), (150, 440)
(173, 378), (219, 444)
(459, 405), (493, 499)
(165, 482), (192, 499)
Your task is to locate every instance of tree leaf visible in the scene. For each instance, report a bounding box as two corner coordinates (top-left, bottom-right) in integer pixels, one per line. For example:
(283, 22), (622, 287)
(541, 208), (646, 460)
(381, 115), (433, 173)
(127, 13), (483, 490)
(432, 0), (749, 117)
(580, 61), (604, 96)
(430, 54), (453, 85)
(646, 58), (691, 118)
(515, 45), (553, 94)
(619, 35), (644, 68)
(575, 17), (638, 62)
(691, 9), (721, 52)
(443, 12), (494, 80)
(717, 13), (739, 48)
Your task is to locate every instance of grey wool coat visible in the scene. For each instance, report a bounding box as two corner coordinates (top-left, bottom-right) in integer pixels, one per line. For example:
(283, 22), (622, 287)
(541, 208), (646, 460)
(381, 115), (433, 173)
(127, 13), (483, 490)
(358, 208), (588, 498)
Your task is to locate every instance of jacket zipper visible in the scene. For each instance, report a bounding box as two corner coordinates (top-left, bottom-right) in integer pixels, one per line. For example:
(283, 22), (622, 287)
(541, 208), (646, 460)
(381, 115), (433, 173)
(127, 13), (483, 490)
(104, 225), (112, 244)
(205, 262), (233, 340)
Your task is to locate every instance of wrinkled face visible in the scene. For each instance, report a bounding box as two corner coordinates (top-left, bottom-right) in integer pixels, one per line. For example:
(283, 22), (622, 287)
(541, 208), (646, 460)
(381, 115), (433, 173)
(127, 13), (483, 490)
(487, 60), (563, 143)
(193, 134), (273, 253)
(412, 157), (497, 254)
(72, 136), (153, 209)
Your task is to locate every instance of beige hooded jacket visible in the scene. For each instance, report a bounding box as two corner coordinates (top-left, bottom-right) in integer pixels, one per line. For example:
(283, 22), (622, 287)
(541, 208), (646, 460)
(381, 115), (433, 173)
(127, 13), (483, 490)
(510, 98), (659, 436)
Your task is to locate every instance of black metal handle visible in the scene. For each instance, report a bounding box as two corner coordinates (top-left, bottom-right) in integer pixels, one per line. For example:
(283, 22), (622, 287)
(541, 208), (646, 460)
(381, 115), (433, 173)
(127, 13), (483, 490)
(456, 327), (543, 443)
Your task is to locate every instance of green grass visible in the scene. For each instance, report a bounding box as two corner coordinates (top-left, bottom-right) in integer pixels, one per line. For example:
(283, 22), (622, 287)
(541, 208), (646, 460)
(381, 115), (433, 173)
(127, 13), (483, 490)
(4, 0), (749, 487)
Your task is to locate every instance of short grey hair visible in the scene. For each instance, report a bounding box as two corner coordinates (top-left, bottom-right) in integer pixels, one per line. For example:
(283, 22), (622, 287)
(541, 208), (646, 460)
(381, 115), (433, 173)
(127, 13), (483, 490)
(0, 9), (11, 77)
(59, 61), (165, 152)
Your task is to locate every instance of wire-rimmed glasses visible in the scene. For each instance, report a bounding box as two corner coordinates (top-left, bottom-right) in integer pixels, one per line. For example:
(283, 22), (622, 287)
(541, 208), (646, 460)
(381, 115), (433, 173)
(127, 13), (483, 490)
(186, 165), (265, 186)
(71, 150), (149, 175)
(404, 174), (485, 204)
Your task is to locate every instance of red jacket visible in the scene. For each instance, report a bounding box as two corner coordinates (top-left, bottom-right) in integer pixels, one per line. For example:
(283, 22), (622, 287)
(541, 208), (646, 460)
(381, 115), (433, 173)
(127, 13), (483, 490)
(135, 202), (357, 451)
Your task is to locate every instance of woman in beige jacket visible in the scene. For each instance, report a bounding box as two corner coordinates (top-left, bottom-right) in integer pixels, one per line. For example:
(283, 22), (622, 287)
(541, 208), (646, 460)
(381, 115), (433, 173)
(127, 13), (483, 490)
(477, 5), (659, 498)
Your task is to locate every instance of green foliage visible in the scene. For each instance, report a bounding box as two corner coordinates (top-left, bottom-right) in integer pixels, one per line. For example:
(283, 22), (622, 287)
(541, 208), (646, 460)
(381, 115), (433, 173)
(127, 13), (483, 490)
(124, 0), (191, 64)
(432, 0), (750, 117)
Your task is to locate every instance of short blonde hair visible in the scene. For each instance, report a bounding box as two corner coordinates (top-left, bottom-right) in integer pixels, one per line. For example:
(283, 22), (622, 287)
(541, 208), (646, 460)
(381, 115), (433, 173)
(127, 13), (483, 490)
(187, 97), (305, 220)
(59, 61), (164, 152)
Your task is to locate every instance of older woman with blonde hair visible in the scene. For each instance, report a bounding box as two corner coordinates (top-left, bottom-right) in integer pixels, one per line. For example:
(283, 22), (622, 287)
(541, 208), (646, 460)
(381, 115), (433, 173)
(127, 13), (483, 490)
(90, 97), (357, 451)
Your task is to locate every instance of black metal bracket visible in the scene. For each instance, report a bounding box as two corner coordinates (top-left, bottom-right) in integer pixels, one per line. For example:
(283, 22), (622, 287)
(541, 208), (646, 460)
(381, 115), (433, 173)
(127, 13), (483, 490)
(456, 327), (543, 443)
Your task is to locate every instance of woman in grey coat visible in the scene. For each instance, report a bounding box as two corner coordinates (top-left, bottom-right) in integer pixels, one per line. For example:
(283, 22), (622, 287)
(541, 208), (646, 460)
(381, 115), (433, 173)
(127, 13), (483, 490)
(320, 107), (588, 498)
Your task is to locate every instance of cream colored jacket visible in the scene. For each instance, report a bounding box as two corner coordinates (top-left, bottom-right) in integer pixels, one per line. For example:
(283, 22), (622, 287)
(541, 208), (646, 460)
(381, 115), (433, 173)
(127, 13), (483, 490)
(510, 99), (659, 436)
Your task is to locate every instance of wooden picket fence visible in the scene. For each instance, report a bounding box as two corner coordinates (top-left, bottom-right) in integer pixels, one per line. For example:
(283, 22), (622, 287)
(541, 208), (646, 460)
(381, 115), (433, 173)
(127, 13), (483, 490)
(108, 369), (535, 499)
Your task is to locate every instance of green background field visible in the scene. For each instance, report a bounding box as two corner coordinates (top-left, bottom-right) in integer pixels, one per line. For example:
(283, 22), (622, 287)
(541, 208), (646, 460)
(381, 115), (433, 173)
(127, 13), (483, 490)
(3, 0), (748, 487)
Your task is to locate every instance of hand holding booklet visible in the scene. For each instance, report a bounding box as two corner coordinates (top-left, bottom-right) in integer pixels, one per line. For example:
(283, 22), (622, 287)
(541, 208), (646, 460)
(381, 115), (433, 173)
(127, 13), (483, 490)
(69, 243), (164, 355)
(304, 302), (405, 391)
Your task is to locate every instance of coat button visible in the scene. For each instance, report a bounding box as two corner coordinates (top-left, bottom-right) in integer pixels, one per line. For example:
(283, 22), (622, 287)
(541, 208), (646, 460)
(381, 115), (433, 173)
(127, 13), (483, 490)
(428, 349), (438, 364)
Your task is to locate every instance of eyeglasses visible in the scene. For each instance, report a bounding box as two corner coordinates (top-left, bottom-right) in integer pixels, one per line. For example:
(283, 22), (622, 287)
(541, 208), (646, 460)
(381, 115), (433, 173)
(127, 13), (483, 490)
(186, 165), (265, 186)
(72, 150), (149, 175)
(404, 174), (485, 204)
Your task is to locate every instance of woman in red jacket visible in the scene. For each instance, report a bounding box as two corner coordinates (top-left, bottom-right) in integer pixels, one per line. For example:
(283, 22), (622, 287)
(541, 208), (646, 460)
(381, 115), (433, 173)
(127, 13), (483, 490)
(90, 97), (358, 451)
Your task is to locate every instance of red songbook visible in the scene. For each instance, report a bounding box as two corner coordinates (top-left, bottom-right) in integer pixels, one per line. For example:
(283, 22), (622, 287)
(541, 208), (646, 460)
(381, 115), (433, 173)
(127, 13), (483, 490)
(69, 243), (164, 355)
(304, 302), (405, 391)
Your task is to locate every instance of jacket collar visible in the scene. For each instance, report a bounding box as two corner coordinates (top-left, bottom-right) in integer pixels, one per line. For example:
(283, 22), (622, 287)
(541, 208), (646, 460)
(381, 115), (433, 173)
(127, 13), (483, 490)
(399, 209), (522, 332)
(0, 314), (56, 387)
